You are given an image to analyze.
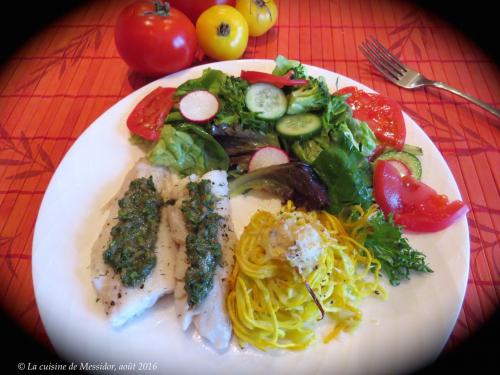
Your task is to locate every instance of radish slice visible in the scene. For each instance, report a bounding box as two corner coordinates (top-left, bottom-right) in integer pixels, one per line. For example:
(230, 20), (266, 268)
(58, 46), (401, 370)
(248, 146), (290, 172)
(179, 90), (219, 123)
(386, 160), (411, 176)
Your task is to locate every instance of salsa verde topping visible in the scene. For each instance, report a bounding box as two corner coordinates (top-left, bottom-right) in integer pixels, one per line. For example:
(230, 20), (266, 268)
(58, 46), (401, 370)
(182, 179), (223, 307)
(104, 176), (162, 287)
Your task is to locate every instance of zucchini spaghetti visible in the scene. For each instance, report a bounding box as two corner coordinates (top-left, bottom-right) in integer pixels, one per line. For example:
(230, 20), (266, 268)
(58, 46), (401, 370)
(226, 203), (386, 351)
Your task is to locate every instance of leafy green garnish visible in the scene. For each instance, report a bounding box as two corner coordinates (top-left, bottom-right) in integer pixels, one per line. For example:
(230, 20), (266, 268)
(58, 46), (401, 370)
(272, 55), (307, 79)
(365, 211), (433, 286)
(148, 124), (228, 176)
(286, 76), (330, 115)
(214, 75), (272, 132)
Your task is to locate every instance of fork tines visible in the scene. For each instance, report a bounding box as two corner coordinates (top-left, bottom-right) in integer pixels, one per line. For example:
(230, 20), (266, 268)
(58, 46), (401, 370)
(359, 36), (408, 82)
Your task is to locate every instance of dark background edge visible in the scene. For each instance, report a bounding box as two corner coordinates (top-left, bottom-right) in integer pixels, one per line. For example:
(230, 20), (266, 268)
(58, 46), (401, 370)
(0, 0), (498, 373)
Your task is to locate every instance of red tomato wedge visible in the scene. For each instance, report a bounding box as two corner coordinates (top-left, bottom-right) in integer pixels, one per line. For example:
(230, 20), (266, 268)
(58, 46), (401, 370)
(127, 87), (176, 141)
(373, 160), (468, 232)
(336, 86), (406, 151)
(240, 70), (309, 88)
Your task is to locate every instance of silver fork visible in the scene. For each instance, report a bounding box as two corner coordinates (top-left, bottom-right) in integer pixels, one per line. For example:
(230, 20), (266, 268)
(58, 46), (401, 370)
(360, 36), (500, 119)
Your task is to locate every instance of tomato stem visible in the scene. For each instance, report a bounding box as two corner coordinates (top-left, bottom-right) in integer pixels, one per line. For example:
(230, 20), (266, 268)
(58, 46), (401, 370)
(253, 0), (273, 21)
(217, 22), (231, 37)
(144, 0), (170, 17)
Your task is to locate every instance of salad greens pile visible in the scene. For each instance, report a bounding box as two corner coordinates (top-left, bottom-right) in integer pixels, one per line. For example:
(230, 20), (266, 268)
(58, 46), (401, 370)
(290, 94), (377, 213)
(133, 55), (432, 286)
(175, 69), (272, 133)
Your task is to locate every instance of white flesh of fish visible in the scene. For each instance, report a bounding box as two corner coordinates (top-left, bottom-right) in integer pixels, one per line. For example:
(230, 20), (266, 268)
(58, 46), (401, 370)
(91, 159), (176, 327)
(166, 170), (235, 350)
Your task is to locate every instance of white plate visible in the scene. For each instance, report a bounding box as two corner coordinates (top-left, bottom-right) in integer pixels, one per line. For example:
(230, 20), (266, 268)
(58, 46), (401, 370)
(33, 60), (469, 374)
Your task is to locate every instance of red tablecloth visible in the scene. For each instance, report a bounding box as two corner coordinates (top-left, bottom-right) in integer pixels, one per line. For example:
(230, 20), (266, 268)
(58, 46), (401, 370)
(0, 0), (498, 357)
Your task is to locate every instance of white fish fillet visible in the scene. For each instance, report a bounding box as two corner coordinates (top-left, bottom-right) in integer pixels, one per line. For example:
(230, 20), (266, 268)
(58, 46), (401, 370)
(91, 159), (176, 327)
(167, 170), (236, 350)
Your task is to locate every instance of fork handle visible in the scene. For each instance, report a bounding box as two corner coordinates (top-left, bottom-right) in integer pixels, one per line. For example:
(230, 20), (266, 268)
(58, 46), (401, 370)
(429, 81), (500, 119)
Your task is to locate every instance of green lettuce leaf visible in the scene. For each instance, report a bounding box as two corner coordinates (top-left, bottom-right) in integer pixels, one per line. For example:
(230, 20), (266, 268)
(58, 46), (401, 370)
(312, 130), (373, 214)
(148, 124), (228, 176)
(345, 118), (377, 157)
(175, 68), (228, 97)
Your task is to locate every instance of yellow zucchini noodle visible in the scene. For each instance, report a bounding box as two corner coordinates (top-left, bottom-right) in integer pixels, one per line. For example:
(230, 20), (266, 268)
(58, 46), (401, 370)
(226, 202), (387, 351)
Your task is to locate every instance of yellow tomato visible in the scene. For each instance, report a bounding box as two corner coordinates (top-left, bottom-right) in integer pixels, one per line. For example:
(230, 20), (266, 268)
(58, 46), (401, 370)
(196, 5), (249, 61)
(235, 0), (278, 37)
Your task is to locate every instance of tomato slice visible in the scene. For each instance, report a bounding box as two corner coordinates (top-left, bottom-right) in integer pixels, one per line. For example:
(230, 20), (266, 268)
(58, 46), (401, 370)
(373, 160), (468, 232)
(336, 86), (406, 151)
(127, 87), (176, 141)
(240, 70), (309, 88)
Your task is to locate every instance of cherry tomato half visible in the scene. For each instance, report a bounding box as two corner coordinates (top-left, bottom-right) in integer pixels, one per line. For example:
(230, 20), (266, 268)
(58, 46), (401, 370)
(373, 160), (468, 232)
(127, 87), (176, 141)
(115, 1), (197, 78)
(336, 86), (406, 151)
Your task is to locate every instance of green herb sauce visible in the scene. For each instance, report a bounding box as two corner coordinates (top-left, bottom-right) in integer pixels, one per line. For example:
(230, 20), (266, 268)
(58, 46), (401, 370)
(182, 180), (223, 306)
(104, 177), (162, 287)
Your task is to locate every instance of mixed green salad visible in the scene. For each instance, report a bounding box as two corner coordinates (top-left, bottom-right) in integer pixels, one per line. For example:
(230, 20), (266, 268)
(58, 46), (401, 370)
(128, 55), (440, 286)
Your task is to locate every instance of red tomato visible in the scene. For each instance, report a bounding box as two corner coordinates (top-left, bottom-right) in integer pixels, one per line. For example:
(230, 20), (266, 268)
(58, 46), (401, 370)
(336, 86), (406, 151)
(115, 1), (197, 77)
(168, 0), (236, 23)
(373, 160), (468, 232)
(127, 87), (176, 140)
(240, 71), (309, 88)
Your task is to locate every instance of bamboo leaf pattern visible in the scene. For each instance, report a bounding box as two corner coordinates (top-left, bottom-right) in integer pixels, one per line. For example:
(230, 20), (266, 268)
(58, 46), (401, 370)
(411, 39), (422, 60)
(402, 107), (499, 155)
(19, 131), (33, 160)
(6, 169), (47, 180)
(37, 144), (55, 171)
(0, 124), (15, 148)
(59, 59), (67, 77)
(19, 298), (37, 318)
(0, 123), (57, 179)
(95, 27), (103, 50)
(471, 204), (500, 216)
(0, 234), (22, 278)
(387, 9), (427, 59)
(0, 159), (32, 166)
(15, 26), (104, 92)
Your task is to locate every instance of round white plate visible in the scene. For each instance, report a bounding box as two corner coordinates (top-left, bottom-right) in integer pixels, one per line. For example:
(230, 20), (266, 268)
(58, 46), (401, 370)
(33, 60), (469, 374)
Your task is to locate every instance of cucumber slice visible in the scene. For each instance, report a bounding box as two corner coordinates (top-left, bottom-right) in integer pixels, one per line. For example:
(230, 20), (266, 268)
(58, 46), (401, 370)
(376, 150), (422, 179)
(245, 83), (287, 120)
(402, 144), (424, 156)
(276, 113), (322, 141)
